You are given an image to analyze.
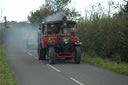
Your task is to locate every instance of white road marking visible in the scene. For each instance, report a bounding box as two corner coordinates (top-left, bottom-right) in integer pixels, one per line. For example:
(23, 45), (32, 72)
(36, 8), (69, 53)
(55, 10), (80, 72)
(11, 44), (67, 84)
(47, 64), (61, 72)
(34, 57), (38, 60)
(24, 50), (85, 85)
(27, 52), (33, 56)
(24, 50), (39, 60)
(70, 77), (85, 85)
(24, 50), (33, 56)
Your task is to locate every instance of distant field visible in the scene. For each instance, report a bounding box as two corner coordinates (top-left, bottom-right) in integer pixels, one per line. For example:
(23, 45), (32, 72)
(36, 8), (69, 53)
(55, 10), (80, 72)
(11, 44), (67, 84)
(0, 45), (16, 85)
(81, 54), (128, 76)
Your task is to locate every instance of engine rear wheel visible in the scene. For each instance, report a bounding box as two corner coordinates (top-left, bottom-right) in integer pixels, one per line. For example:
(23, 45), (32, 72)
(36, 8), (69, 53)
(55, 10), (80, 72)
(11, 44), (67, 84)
(74, 46), (81, 64)
(48, 47), (55, 64)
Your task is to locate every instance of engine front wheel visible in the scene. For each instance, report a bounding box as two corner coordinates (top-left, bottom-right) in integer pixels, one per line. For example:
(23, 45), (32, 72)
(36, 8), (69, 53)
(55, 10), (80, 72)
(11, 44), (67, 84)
(74, 46), (81, 64)
(48, 47), (55, 64)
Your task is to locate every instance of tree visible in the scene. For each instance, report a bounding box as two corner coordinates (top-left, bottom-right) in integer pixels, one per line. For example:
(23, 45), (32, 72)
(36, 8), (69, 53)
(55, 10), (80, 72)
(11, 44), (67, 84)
(64, 8), (80, 20)
(45, 0), (71, 12)
(45, 0), (80, 20)
(27, 5), (54, 25)
(28, 0), (80, 25)
(116, 0), (128, 15)
(107, 0), (114, 16)
(121, 0), (128, 13)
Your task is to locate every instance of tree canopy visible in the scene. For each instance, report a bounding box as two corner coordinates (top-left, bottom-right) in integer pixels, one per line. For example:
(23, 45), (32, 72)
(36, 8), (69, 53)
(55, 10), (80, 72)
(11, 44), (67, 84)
(28, 5), (53, 25)
(45, 0), (71, 12)
(28, 0), (80, 25)
(121, 0), (128, 13)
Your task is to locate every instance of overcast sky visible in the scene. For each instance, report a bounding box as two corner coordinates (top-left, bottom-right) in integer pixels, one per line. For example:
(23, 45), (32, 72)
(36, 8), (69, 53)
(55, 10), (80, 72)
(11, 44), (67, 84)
(0, 0), (124, 22)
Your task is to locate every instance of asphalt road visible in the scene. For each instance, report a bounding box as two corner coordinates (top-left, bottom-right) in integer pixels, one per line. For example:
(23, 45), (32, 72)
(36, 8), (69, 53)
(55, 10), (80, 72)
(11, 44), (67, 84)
(4, 28), (128, 85)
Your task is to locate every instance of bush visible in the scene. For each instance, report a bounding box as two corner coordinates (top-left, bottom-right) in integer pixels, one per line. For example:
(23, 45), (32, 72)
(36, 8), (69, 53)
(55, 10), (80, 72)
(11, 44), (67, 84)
(78, 13), (128, 62)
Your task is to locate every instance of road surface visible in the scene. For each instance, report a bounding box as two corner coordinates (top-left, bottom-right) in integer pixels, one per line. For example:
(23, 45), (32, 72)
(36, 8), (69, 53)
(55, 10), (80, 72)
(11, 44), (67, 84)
(4, 27), (128, 85)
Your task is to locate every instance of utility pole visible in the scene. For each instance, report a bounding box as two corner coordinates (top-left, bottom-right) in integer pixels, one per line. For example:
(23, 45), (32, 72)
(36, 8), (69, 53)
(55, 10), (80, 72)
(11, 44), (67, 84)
(4, 16), (7, 28)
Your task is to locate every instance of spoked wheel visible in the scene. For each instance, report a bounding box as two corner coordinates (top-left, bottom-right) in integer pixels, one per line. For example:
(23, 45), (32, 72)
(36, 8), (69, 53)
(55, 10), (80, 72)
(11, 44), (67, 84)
(48, 47), (55, 64)
(74, 46), (81, 64)
(38, 44), (46, 60)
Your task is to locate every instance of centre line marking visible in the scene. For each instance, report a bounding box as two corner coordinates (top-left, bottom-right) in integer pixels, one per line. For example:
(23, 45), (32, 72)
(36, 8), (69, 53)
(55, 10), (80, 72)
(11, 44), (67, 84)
(27, 52), (33, 56)
(24, 50), (33, 56)
(47, 64), (61, 72)
(70, 77), (85, 85)
(34, 57), (38, 60)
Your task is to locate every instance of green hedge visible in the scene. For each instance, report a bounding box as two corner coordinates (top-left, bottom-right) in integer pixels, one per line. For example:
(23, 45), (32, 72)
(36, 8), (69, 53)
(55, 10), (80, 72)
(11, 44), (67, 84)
(78, 13), (128, 62)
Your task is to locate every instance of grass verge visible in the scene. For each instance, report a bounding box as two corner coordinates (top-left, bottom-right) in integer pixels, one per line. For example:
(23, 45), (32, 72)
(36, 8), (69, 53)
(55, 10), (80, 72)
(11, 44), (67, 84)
(81, 54), (128, 76)
(0, 45), (16, 85)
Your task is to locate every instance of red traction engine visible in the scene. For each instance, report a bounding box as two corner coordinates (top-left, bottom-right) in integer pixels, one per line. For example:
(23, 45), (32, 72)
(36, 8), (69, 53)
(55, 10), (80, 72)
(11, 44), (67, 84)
(37, 16), (82, 64)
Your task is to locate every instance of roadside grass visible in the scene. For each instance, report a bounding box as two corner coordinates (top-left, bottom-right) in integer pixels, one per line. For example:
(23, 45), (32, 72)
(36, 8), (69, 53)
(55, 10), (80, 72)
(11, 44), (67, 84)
(81, 54), (128, 76)
(0, 45), (16, 85)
